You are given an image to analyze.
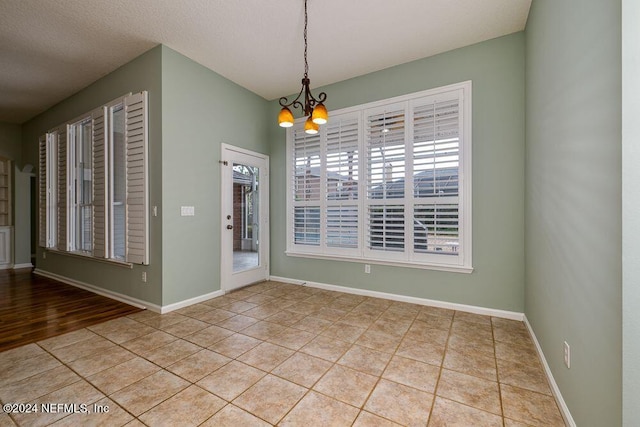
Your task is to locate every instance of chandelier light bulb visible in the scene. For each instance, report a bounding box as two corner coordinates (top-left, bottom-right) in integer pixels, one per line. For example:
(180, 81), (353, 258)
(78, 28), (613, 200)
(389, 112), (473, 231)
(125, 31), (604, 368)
(304, 117), (319, 134)
(278, 107), (294, 127)
(311, 103), (328, 125)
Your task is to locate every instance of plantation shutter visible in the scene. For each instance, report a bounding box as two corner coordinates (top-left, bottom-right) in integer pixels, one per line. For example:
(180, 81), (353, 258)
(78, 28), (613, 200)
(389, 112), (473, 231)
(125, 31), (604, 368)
(292, 125), (321, 246)
(57, 126), (69, 251)
(285, 82), (471, 270)
(92, 107), (107, 258)
(38, 135), (47, 247)
(365, 103), (407, 257)
(411, 90), (462, 256)
(124, 91), (149, 265)
(325, 114), (360, 251)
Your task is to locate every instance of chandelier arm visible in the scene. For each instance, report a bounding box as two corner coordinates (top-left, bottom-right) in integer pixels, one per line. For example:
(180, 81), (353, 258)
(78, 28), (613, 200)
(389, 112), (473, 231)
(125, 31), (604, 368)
(307, 91), (327, 105)
(279, 82), (307, 109)
(278, 96), (290, 107)
(292, 100), (305, 111)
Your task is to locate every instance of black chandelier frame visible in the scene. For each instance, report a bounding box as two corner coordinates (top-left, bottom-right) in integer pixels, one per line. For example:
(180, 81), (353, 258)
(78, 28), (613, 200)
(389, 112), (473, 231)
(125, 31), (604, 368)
(278, 0), (327, 118)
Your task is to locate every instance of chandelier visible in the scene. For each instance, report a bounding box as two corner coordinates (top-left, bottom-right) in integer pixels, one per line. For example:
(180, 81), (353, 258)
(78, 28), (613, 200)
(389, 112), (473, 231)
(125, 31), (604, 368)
(277, 0), (328, 134)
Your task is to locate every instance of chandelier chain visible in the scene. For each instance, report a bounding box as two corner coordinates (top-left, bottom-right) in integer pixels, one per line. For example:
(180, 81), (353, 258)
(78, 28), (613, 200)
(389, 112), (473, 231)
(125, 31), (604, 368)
(303, 0), (308, 78)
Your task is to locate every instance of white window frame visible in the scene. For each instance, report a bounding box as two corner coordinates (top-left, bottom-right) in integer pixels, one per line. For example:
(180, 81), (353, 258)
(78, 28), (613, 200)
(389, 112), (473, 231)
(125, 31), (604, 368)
(285, 81), (473, 273)
(38, 91), (149, 266)
(45, 132), (58, 248)
(107, 100), (126, 261)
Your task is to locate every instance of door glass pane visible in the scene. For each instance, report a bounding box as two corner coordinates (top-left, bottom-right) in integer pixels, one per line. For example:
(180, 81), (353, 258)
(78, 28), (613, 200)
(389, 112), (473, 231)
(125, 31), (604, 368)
(232, 163), (259, 272)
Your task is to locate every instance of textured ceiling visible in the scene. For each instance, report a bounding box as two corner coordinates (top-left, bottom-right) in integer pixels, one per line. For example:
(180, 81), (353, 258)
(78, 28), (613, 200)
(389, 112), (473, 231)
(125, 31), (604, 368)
(0, 0), (531, 124)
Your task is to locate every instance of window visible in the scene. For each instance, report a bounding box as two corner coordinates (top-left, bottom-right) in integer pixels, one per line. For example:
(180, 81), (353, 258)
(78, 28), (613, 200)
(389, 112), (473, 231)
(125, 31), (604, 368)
(286, 82), (472, 272)
(69, 117), (93, 253)
(39, 91), (149, 265)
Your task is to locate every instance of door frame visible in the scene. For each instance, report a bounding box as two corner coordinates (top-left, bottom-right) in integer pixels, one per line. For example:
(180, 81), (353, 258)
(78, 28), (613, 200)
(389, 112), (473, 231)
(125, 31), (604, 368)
(220, 143), (270, 292)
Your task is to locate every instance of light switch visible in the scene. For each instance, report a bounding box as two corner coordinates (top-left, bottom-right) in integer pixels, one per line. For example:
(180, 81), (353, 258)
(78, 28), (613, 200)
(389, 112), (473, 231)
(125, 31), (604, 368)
(181, 206), (195, 216)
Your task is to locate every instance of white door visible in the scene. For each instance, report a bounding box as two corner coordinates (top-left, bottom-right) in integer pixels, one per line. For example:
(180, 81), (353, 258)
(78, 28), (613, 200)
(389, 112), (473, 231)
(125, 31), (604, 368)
(221, 144), (269, 291)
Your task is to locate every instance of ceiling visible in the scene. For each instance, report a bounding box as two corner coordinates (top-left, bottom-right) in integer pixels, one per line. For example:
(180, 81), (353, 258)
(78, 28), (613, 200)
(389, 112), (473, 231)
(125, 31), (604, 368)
(0, 0), (531, 124)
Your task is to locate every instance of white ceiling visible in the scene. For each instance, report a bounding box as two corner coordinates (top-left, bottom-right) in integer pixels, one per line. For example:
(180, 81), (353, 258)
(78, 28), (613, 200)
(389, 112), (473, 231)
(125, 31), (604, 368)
(0, 0), (531, 124)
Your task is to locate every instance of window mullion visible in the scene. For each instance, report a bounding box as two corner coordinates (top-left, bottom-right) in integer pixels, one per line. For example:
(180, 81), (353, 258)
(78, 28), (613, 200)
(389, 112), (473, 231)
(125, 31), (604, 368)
(68, 125), (76, 252)
(320, 124), (327, 251)
(405, 101), (414, 261)
(107, 107), (113, 259)
(358, 112), (366, 259)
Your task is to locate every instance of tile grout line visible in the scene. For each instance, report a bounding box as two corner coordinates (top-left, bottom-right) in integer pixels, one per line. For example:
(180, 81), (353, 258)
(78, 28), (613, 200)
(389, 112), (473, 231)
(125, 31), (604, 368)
(34, 338), (145, 425)
(187, 291), (452, 425)
(347, 301), (419, 426)
(3, 280), (560, 426)
(491, 316), (508, 427)
(272, 294), (387, 425)
(425, 309), (455, 426)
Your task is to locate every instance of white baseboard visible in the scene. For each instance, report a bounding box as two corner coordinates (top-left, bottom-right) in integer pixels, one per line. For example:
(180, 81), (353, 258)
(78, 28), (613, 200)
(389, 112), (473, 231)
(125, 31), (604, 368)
(268, 275), (524, 321)
(160, 290), (225, 314)
(33, 269), (226, 315)
(524, 315), (576, 427)
(34, 269), (158, 312)
(13, 263), (34, 270)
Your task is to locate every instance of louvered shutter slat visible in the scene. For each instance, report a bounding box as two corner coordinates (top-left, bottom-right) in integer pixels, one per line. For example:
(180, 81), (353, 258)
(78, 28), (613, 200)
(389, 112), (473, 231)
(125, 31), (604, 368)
(413, 204), (459, 254)
(366, 107), (406, 201)
(292, 125), (321, 247)
(325, 115), (359, 250)
(326, 117), (359, 201)
(92, 107), (107, 258)
(367, 205), (405, 251)
(38, 136), (47, 247)
(293, 127), (321, 202)
(293, 206), (320, 246)
(326, 206), (358, 248)
(125, 92), (149, 265)
(57, 128), (68, 251)
(411, 91), (462, 256)
(413, 97), (460, 198)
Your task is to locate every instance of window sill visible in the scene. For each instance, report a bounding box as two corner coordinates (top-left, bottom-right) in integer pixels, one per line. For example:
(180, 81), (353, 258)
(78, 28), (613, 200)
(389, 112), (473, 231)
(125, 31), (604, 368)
(285, 250), (473, 274)
(44, 249), (133, 269)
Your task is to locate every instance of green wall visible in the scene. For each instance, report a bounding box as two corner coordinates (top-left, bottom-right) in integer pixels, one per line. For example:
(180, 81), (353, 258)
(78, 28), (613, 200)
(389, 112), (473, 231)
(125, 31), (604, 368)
(0, 122), (25, 267)
(160, 46), (269, 305)
(21, 46), (164, 305)
(524, 1), (622, 425)
(0, 122), (22, 164)
(268, 33), (526, 312)
(622, 0), (640, 424)
(18, 45), (270, 308)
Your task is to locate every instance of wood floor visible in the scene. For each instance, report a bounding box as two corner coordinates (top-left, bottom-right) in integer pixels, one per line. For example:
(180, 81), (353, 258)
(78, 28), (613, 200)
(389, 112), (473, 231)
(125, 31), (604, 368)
(0, 269), (142, 352)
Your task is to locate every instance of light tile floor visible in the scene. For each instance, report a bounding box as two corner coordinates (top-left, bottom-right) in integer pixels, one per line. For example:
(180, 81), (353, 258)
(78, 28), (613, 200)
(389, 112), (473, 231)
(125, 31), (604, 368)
(0, 281), (566, 426)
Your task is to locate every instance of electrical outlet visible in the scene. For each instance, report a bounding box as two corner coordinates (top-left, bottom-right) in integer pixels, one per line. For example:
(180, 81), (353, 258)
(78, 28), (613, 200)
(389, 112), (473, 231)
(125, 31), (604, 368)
(365, 264), (371, 274)
(142, 272), (147, 283)
(181, 206), (195, 216)
(42, 252), (46, 259)
(564, 341), (570, 368)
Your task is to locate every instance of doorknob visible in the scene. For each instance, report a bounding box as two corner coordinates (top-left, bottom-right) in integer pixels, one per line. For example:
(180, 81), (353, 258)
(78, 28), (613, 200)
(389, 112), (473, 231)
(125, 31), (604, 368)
(227, 225), (233, 230)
